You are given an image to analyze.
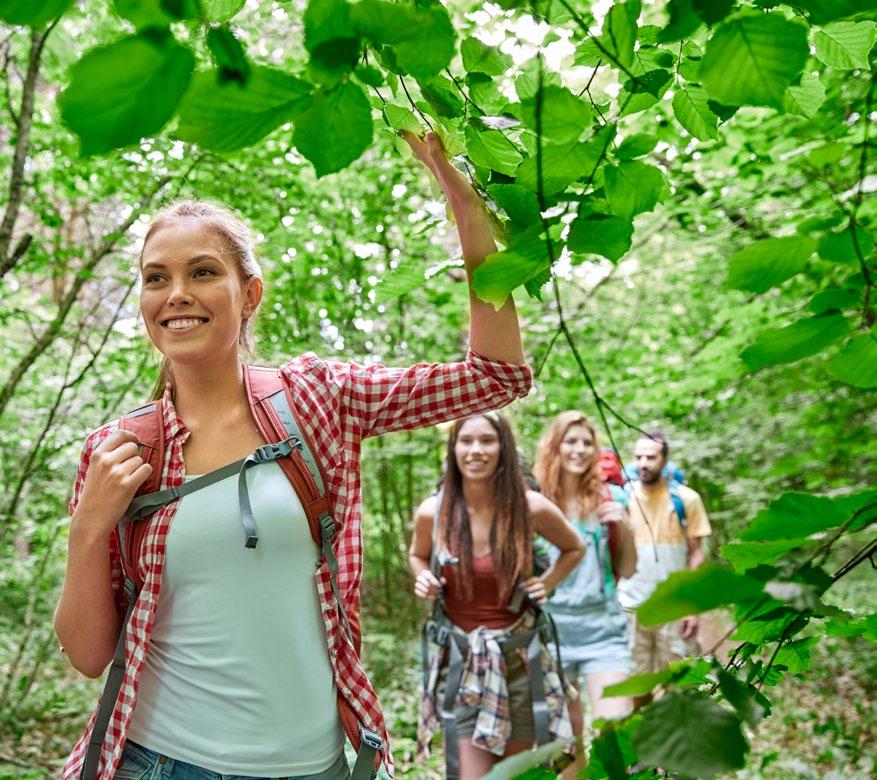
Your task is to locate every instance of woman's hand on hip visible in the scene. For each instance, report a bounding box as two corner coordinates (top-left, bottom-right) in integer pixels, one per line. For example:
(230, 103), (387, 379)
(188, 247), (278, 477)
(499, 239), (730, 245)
(72, 430), (153, 540)
(519, 576), (548, 605)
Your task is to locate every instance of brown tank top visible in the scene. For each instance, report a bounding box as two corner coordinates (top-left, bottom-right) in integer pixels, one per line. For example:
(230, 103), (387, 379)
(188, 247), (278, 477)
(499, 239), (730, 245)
(442, 552), (526, 631)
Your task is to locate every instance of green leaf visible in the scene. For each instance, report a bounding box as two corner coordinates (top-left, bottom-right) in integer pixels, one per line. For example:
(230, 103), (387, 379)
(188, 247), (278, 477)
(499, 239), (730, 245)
(615, 133), (658, 159)
(373, 255), (427, 302)
(515, 126), (614, 196)
(461, 36), (512, 76)
(482, 740), (573, 780)
(304, 0), (360, 76)
(814, 20), (877, 69)
(464, 126), (522, 176)
(740, 492), (848, 542)
(59, 32), (194, 155)
(658, 0), (702, 43)
(818, 227), (874, 263)
(354, 64), (384, 86)
(733, 607), (801, 643)
(202, 0), (246, 22)
(721, 538), (810, 571)
(176, 67), (309, 151)
(382, 103), (420, 133)
(783, 71), (827, 118)
(0, 0), (74, 26)
(693, 0), (735, 25)
(293, 80), (373, 177)
(637, 565), (764, 627)
(717, 668), (767, 725)
(634, 692), (748, 777)
(774, 636), (819, 673)
(701, 12), (809, 109)
(726, 236), (816, 293)
(568, 213), (633, 263)
(520, 85), (593, 144)
(487, 184), (542, 226)
(809, 286), (861, 313)
(824, 615), (874, 638)
(417, 75), (464, 118)
(792, 0), (877, 25)
(602, 667), (675, 697)
(808, 141), (850, 168)
(206, 25), (250, 84)
(741, 313), (849, 371)
(113, 0), (175, 28)
(350, 0), (423, 45)
(601, 1), (638, 67)
(393, 4), (455, 80)
(827, 329), (877, 388)
(672, 84), (720, 140)
(604, 160), (665, 220)
(472, 248), (551, 308)
(587, 727), (632, 780)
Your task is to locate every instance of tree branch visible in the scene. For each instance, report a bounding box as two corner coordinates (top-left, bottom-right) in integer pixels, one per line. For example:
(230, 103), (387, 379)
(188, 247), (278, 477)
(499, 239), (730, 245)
(0, 175), (172, 418)
(0, 26), (55, 279)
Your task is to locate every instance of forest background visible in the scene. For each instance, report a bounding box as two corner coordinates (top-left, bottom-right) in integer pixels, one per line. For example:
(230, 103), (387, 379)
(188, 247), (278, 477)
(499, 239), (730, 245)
(0, 0), (874, 777)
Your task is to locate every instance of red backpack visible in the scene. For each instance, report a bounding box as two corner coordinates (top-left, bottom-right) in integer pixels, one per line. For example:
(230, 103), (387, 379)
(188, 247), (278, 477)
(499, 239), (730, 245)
(80, 365), (382, 780)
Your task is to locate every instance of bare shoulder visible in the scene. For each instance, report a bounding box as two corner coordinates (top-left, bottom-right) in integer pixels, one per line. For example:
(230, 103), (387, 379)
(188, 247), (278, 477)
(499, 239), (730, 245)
(526, 490), (555, 514)
(414, 494), (439, 524)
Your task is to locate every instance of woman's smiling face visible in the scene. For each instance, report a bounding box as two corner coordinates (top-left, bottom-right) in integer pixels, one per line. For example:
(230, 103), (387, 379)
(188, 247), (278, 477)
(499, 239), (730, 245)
(139, 218), (261, 370)
(454, 416), (501, 482)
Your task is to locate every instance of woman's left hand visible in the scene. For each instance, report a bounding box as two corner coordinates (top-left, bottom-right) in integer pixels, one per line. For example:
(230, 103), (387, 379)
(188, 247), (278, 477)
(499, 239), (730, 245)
(519, 576), (548, 605)
(597, 501), (625, 525)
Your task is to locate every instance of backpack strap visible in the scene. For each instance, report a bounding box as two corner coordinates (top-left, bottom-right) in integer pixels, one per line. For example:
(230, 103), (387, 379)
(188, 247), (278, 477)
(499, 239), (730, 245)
(668, 482), (687, 529)
(244, 365), (382, 776)
(117, 401), (165, 591)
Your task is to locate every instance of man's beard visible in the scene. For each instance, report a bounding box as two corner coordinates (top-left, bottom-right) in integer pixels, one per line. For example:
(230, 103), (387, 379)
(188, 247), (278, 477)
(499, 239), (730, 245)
(639, 469), (662, 485)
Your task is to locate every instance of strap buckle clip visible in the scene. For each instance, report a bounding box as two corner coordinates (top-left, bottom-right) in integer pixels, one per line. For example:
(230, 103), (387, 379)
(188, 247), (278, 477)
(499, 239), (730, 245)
(359, 727), (383, 751)
(252, 439), (294, 463)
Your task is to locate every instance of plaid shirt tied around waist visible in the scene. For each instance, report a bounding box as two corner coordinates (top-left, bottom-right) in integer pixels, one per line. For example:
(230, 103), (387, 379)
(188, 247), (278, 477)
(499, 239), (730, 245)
(61, 350), (531, 780)
(417, 610), (572, 760)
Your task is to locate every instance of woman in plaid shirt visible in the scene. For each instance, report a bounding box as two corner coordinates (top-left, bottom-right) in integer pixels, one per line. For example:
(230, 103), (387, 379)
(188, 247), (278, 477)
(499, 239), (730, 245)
(54, 132), (532, 780)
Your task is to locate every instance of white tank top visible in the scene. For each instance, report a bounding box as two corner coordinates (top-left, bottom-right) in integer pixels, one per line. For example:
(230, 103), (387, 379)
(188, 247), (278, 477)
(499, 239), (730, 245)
(127, 462), (343, 775)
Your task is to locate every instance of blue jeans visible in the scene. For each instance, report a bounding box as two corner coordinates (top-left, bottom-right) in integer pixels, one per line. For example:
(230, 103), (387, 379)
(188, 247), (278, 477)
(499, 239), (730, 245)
(116, 740), (351, 780)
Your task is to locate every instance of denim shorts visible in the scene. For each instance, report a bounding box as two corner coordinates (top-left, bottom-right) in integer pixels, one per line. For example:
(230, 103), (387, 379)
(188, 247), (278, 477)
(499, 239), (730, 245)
(116, 740), (351, 780)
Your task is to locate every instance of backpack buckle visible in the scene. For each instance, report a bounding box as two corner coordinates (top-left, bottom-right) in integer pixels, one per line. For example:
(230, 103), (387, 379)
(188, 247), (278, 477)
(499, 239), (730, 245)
(435, 623), (450, 646)
(252, 439), (293, 463)
(359, 727), (383, 751)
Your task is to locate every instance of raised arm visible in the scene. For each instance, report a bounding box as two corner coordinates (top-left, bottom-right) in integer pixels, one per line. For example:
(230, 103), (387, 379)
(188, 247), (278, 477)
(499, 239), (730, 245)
(402, 131), (524, 365)
(521, 491), (585, 603)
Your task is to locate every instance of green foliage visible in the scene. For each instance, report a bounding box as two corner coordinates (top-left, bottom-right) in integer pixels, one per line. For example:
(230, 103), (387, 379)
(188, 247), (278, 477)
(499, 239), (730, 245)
(176, 67), (310, 151)
(59, 31), (195, 155)
(633, 692), (748, 777)
(0, 0), (74, 27)
(700, 13), (809, 109)
(293, 81), (373, 176)
(637, 564), (764, 626)
(741, 313), (850, 372)
(726, 237), (816, 294)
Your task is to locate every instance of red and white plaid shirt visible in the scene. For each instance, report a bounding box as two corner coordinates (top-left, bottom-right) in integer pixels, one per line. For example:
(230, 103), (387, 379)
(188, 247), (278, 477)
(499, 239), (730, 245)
(61, 350), (531, 780)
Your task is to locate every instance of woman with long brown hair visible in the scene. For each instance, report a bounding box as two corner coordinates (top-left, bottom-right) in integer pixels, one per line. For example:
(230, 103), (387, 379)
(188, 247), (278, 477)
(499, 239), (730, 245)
(535, 411), (637, 777)
(409, 412), (584, 780)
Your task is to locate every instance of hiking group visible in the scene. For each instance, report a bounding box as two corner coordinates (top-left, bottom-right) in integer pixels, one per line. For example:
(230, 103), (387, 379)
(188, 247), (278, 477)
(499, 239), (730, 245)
(54, 132), (711, 780)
